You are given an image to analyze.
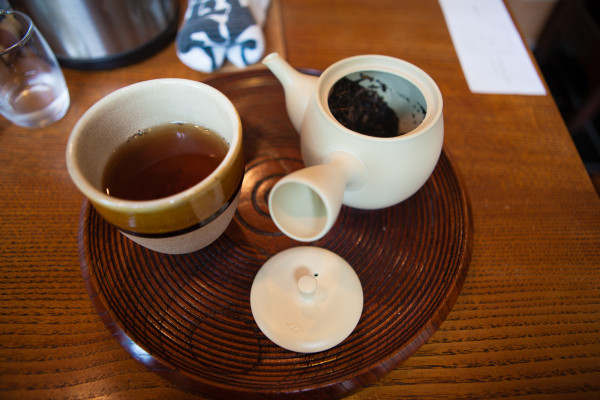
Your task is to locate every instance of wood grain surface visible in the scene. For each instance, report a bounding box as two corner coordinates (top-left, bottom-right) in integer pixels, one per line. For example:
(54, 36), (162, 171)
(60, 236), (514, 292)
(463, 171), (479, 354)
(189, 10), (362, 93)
(1, 0), (599, 399)
(77, 70), (472, 399)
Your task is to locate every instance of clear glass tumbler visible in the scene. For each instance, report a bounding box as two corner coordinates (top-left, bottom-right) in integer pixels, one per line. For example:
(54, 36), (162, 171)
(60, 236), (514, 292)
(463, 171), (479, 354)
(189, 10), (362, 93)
(0, 9), (70, 128)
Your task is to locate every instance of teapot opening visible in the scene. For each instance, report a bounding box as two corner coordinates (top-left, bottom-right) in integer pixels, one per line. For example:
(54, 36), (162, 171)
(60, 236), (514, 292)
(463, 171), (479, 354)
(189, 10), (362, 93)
(327, 70), (427, 138)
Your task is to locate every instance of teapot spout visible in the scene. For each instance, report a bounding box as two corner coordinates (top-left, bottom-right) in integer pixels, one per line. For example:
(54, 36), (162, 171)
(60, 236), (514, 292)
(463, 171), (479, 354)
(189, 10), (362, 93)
(262, 52), (318, 133)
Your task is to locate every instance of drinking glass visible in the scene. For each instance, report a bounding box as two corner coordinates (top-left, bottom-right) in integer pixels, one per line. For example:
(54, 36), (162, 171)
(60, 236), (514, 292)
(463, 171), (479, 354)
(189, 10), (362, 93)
(0, 9), (69, 128)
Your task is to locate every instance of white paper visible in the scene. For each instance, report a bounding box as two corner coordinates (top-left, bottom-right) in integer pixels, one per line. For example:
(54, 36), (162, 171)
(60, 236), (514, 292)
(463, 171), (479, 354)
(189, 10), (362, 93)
(439, 0), (546, 95)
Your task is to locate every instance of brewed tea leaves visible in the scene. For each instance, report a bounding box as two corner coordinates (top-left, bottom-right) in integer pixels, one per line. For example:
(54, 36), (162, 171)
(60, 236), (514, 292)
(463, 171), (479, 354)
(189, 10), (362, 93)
(328, 76), (400, 138)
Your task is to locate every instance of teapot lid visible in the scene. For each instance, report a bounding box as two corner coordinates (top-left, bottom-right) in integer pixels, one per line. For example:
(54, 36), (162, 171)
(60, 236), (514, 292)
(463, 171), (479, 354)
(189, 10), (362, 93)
(250, 246), (363, 353)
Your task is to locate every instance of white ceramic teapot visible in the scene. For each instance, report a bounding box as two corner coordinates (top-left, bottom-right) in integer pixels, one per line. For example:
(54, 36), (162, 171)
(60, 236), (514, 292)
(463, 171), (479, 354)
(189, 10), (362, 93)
(263, 53), (444, 242)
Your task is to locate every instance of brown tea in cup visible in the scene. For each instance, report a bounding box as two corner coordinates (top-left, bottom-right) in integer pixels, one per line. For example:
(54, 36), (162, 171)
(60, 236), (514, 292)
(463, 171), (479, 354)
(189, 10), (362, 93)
(102, 122), (229, 201)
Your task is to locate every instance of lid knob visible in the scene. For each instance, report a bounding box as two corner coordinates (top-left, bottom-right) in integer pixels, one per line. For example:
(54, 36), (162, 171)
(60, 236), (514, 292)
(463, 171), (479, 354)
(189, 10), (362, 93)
(298, 274), (318, 296)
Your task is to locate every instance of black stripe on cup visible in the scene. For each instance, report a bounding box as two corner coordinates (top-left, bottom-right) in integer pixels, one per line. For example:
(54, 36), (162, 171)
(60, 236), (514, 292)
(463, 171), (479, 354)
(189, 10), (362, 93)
(118, 181), (242, 239)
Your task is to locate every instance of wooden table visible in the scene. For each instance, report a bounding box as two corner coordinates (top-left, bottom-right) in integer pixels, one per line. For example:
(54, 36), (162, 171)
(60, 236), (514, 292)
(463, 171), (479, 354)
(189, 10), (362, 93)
(1, 0), (599, 398)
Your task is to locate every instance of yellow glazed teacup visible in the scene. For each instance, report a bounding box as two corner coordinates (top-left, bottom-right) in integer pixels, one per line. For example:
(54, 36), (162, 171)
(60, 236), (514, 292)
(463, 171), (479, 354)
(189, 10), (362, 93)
(66, 79), (244, 254)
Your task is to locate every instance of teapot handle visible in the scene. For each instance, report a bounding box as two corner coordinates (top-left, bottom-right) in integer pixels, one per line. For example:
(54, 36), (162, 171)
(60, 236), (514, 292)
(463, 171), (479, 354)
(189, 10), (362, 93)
(268, 152), (366, 241)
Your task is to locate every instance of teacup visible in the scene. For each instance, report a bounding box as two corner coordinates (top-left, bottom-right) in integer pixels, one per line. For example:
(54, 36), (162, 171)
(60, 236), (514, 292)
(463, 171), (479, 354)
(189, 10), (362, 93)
(66, 79), (244, 254)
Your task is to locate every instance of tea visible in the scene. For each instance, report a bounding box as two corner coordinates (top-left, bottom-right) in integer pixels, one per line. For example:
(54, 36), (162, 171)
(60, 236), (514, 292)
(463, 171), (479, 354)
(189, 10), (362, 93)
(102, 122), (229, 201)
(328, 75), (400, 138)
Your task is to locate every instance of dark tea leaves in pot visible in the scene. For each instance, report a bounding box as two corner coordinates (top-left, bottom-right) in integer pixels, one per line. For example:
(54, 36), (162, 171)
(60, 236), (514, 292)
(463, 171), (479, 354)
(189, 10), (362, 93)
(328, 75), (400, 138)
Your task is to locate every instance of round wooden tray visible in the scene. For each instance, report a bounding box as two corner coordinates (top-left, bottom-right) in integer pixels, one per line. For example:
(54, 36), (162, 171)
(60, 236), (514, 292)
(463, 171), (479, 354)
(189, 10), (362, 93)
(78, 69), (473, 399)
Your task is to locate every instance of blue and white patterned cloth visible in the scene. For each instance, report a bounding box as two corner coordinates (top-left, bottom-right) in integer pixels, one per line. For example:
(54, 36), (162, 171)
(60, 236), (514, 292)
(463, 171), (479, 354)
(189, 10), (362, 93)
(176, 0), (270, 73)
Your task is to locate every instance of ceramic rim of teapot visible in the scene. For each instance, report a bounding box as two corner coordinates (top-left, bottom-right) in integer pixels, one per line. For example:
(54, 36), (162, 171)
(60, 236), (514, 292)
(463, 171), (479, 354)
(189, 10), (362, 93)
(315, 54), (443, 141)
